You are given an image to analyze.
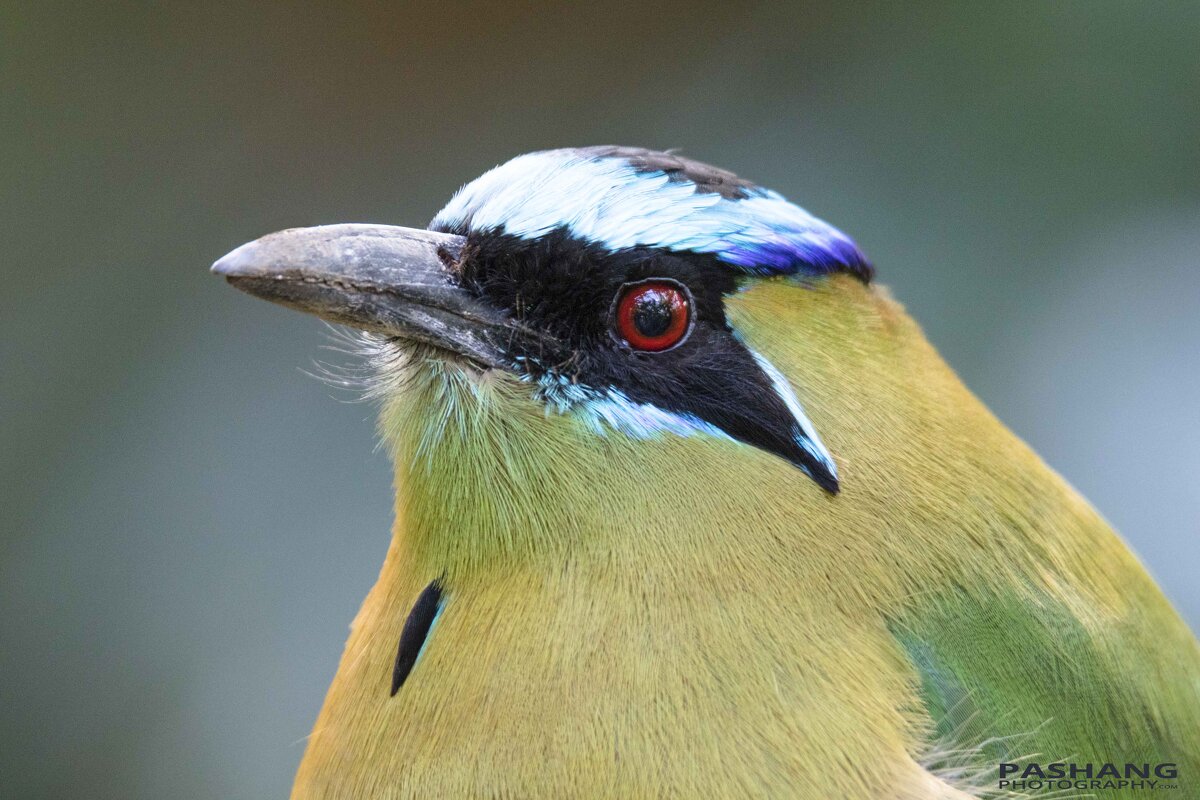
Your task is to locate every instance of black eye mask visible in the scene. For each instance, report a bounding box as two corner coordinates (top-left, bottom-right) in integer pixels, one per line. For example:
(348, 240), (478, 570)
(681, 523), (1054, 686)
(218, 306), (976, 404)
(450, 228), (839, 493)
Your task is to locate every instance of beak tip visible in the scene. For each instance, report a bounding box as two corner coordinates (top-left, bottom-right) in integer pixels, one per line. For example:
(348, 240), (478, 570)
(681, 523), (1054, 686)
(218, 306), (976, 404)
(211, 240), (260, 278)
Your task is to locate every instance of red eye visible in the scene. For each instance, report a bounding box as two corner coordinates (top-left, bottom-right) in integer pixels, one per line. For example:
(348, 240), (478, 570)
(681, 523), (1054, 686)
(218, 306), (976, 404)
(613, 281), (692, 352)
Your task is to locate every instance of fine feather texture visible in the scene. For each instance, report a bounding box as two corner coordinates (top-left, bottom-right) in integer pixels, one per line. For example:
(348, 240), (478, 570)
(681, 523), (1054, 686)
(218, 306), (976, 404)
(292, 277), (1200, 799)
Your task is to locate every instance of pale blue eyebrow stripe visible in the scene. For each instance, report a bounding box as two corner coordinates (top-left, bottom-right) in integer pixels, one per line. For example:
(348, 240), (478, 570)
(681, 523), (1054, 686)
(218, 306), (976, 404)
(432, 149), (868, 276)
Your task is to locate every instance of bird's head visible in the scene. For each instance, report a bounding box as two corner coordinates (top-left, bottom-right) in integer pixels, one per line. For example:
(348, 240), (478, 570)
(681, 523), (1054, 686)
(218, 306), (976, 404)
(215, 147), (875, 497)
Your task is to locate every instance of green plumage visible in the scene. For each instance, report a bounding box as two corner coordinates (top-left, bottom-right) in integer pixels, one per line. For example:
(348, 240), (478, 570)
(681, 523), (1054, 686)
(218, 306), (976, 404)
(898, 589), (1199, 795)
(212, 136), (1200, 797)
(286, 276), (1199, 798)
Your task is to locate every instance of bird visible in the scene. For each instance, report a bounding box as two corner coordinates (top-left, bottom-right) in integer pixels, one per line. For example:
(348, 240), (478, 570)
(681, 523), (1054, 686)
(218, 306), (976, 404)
(213, 146), (1200, 799)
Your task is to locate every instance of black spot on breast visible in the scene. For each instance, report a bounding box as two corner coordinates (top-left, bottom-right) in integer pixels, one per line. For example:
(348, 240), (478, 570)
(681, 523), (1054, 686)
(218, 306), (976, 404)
(578, 145), (759, 200)
(390, 580), (444, 696)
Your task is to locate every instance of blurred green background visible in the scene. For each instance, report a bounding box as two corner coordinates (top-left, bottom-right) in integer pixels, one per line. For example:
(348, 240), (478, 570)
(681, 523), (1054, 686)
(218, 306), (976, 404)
(2, 2), (1197, 797)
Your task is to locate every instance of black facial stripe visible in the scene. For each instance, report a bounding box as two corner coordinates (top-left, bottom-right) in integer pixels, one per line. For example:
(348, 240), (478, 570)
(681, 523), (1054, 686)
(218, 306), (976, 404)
(575, 146), (759, 200)
(451, 230), (836, 490)
(391, 579), (444, 695)
(595, 325), (837, 491)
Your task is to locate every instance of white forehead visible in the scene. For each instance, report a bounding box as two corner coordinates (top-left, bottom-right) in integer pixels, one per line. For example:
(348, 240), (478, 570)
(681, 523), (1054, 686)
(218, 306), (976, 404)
(431, 149), (864, 275)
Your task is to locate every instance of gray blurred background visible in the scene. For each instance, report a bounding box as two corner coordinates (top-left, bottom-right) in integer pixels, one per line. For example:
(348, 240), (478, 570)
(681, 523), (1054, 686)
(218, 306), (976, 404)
(2, 2), (1197, 797)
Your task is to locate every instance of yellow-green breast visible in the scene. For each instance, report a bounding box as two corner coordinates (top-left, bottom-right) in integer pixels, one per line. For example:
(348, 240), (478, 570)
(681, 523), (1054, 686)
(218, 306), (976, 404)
(293, 276), (1199, 799)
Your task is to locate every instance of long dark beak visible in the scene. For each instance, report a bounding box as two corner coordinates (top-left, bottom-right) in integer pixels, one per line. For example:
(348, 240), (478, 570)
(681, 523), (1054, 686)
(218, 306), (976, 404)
(212, 224), (530, 369)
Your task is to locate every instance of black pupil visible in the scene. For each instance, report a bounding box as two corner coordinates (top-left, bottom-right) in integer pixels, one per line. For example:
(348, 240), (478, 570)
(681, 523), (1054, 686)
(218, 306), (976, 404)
(633, 290), (675, 337)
